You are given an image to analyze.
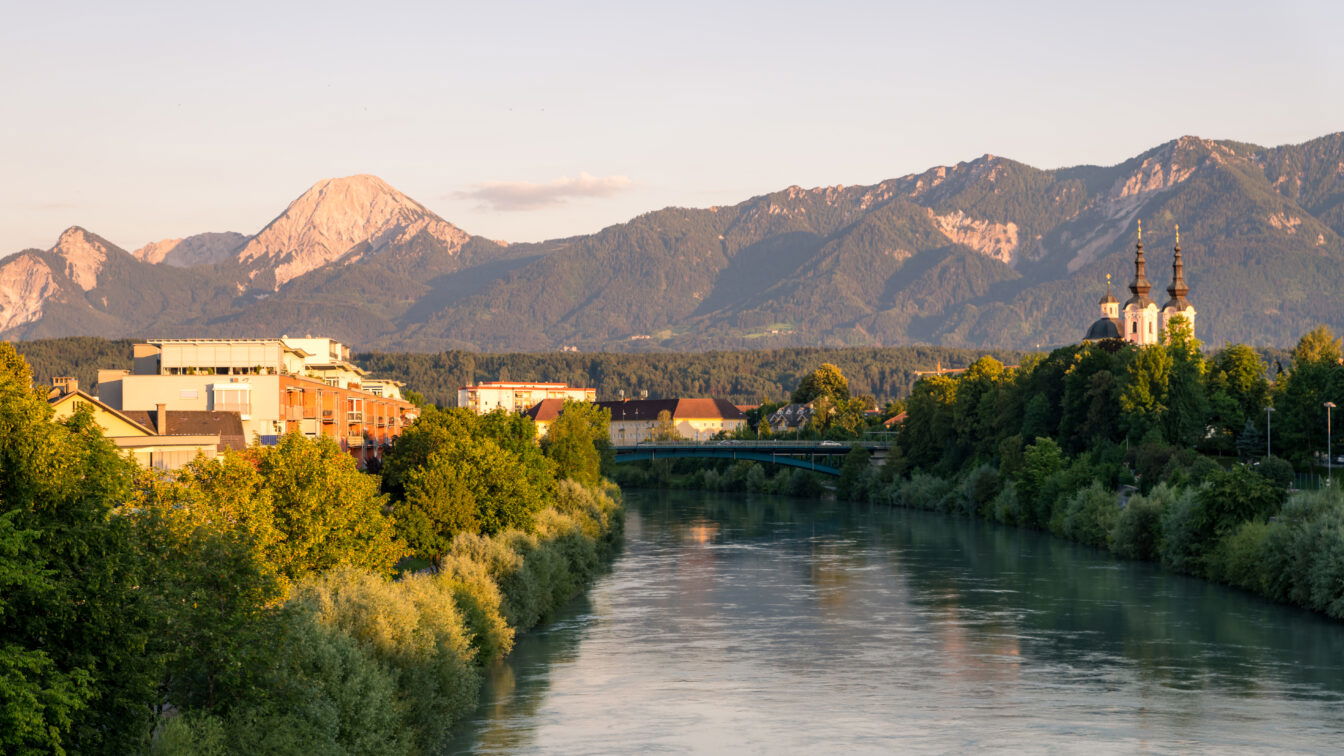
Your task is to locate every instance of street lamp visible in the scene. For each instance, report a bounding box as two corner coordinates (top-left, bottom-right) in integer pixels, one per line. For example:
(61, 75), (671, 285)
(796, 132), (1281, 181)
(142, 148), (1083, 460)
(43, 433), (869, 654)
(1326, 402), (1337, 486)
(1266, 406), (1275, 458)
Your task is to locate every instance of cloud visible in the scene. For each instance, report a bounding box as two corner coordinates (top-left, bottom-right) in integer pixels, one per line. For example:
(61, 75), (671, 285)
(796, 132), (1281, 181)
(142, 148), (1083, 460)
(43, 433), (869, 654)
(455, 173), (633, 211)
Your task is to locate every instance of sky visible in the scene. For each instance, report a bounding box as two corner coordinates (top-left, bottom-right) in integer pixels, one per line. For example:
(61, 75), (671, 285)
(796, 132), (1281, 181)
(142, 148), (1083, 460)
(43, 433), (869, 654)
(3, 0), (1342, 252)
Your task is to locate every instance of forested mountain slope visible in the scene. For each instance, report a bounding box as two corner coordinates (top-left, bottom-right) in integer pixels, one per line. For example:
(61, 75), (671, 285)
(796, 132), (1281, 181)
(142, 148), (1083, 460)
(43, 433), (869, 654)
(4, 133), (1342, 350)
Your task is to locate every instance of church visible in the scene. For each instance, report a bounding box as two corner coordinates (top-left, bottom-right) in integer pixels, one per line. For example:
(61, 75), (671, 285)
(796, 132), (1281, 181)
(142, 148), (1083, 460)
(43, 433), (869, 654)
(1084, 221), (1195, 344)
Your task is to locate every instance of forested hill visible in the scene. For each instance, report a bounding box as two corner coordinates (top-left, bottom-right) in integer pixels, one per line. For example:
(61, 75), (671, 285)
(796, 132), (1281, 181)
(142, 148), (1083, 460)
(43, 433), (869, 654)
(352, 346), (1033, 406)
(12, 337), (1026, 407)
(4, 133), (1343, 352)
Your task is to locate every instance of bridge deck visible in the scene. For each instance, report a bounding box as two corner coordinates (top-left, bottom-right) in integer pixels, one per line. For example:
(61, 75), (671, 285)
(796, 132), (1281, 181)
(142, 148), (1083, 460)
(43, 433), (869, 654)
(611, 441), (890, 477)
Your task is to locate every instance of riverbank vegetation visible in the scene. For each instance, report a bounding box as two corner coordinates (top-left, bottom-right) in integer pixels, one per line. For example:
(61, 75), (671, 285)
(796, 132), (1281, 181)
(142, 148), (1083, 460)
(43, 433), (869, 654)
(838, 322), (1344, 620)
(0, 343), (620, 754)
(612, 458), (831, 499)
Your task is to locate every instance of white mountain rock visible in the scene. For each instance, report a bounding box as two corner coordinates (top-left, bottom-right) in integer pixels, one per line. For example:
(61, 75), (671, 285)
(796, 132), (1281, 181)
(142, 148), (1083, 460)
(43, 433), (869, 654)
(134, 231), (248, 267)
(50, 226), (112, 291)
(235, 174), (471, 289)
(0, 253), (59, 331)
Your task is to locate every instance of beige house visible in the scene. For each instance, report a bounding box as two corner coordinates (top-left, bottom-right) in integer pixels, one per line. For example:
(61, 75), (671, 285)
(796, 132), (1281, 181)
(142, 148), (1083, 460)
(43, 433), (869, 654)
(523, 397), (568, 439)
(48, 378), (242, 470)
(598, 398), (746, 444)
(459, 381), (596, 414)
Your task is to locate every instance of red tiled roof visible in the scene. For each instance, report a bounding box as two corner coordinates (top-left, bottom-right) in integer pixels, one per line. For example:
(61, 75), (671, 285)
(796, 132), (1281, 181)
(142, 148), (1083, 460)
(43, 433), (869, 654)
(594, 398), (745, 422)
(523, 398), (568, 423)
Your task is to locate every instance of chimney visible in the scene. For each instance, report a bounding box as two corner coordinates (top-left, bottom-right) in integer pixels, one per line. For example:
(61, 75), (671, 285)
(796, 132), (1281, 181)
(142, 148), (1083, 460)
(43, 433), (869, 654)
(53, 377), (78, 396)
(156, 403), (167, 435)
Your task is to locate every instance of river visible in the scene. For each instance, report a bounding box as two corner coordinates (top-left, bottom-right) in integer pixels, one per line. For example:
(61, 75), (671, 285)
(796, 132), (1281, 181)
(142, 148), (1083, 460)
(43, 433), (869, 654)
(448, 489), (1344, 753)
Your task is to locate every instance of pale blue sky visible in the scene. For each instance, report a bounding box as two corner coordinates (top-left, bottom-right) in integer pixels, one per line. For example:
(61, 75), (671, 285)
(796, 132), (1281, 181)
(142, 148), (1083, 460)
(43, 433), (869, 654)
(3, 0), (1341, 252)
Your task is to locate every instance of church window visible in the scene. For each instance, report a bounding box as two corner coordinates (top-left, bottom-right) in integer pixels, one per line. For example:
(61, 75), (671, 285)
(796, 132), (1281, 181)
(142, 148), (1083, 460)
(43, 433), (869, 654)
(1131, 322), (1137, 334)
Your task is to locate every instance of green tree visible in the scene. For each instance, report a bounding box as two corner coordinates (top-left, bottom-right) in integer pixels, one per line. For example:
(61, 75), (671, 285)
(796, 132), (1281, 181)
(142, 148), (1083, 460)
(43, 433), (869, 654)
(1274, 326), (1344, 466)
(0, 512), (93, 755)
(1207, 343), (1270, 446)
(651, 410), (681, 441)
(1119, 344), (1172, 440)
(836, 445), (872, 501)
(381, 407), (481, 499)
(0, 343), (158, 752)
(792, 363), (850, 404)
(253, 434), (405, 581)
(1162, 316), (1209, 447)
(541, 401), (610, 487)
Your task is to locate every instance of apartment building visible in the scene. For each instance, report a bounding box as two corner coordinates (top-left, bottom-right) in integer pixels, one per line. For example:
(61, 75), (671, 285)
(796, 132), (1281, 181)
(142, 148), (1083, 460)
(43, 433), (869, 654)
(96, 337), (418, 462)
(458, 381), (596, 414)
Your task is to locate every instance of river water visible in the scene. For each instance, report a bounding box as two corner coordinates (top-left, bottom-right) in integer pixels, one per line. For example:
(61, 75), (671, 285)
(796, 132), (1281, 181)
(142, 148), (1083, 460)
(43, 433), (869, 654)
(449, 490), (1344, 753)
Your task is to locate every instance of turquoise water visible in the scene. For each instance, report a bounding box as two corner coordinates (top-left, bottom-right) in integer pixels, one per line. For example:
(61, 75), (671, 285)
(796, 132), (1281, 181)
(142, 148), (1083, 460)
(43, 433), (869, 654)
(449, 490), (1344, 753)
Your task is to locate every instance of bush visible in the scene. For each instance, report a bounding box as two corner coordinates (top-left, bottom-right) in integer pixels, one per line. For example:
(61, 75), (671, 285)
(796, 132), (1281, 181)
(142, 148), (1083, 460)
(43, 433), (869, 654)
(1158, 486), (1209, 574)
(990, 481), (1022, 525)
(1198, 465), (1286, 536)
(899, 473), (954, 512)
(1255, 456), (1294, 489)
(152, 606), (410, 755)
(1206, 520), (1272, 593)
(959, 464), (1001, 517)
(1109, 486), (1168, 561)
(292, 568), (480, 752)
(1057, 482), (1119, 549)
(1261, 488), (1344, 617)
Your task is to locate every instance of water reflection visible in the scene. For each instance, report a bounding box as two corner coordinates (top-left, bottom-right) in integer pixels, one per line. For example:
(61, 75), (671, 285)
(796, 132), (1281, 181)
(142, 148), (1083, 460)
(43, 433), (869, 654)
(450, 490), (1344, 753)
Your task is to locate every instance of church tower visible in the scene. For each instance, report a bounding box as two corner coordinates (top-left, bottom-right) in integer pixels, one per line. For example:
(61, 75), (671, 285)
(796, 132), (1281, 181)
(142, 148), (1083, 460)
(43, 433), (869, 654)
(1160, 224), (1196, 339)
(1083, 274), (1122, 341)
(1122, 220), (1160, 345)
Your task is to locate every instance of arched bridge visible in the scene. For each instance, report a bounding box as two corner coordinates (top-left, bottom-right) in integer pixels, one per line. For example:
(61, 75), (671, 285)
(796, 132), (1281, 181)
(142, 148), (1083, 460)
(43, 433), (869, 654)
(612, 440), (889, 476)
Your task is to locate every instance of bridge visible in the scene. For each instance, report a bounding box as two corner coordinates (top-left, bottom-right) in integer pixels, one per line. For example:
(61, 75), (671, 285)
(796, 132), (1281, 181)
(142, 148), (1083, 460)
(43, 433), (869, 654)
(612, 440), (889, 476)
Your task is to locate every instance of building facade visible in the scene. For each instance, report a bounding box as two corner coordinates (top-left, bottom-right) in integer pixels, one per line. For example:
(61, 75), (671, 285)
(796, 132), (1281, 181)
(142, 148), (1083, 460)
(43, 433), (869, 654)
(1092, 222), (1195, 345)
(48, 379), (242, 470)
(96, 337), (418, 462)
(598, 398), (747, 443)
(459, 381), (596, 414)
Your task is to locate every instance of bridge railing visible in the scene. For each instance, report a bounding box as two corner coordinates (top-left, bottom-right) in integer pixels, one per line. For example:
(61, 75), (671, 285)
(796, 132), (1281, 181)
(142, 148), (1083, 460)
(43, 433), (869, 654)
(613, 440), (887, 451)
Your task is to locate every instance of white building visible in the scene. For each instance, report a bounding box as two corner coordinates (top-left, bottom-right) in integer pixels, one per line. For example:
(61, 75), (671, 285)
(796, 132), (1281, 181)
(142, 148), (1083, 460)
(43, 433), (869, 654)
(458, 381), (596, 414)
(1114, 221), (1196, 346)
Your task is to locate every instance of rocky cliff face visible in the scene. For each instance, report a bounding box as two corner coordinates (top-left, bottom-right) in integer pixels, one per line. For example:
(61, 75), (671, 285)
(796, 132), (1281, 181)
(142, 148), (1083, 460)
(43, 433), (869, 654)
(133, 232), (248, 267)
(0, 253), (59, 331)
(234, 175), (471, 289)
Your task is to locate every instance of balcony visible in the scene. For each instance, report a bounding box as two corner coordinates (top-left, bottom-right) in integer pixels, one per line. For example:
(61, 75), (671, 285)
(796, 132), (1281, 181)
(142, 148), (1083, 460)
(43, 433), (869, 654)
(376, 419), (386, 428)
(347, 411), (364, 424)
(348, 435), (365, 448)
(322, 410), (334, 424)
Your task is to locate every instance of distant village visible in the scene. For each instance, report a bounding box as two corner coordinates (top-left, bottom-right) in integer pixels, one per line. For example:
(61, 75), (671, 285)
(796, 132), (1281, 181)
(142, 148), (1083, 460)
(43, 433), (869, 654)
(48, 336), (836, 471)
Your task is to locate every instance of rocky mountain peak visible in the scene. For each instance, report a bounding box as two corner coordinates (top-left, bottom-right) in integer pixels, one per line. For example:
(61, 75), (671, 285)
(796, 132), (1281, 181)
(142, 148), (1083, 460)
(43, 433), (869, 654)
(235, 174), (470, 289)
(134, 231), (249, 267)
(50, 226), (117, 291)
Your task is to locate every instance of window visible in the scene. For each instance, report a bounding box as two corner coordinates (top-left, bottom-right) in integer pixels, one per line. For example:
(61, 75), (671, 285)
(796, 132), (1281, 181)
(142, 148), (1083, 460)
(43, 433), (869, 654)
(1130, 322), (1137, 334)
(211, 386), (251, 416)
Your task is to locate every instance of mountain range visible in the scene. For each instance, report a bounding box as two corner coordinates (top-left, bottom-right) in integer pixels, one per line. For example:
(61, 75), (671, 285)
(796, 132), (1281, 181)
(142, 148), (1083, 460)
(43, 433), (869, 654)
(4, 132), (1343, 351)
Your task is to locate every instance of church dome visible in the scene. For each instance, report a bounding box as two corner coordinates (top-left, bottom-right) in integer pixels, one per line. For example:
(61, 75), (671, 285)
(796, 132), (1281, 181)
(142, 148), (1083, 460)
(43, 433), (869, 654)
(1084, 316), (1122, 341)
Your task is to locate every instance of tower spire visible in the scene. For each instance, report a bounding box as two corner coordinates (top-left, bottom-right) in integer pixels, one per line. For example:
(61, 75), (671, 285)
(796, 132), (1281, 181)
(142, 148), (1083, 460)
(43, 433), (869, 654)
(1165, 222), (1190, 308)
(1126, 220), (1152, 304)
